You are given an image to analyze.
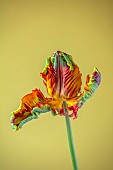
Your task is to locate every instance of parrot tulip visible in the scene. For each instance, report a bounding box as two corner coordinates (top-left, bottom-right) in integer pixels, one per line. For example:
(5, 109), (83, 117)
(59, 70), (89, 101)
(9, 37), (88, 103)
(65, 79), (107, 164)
(10, 51), (101, 131)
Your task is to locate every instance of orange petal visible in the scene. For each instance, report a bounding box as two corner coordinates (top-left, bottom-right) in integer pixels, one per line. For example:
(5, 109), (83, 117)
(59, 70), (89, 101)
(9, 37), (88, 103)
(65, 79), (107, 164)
(10, 89), (51, 131)
(41, 51), (82, 99)
(68, 68), (101, 119)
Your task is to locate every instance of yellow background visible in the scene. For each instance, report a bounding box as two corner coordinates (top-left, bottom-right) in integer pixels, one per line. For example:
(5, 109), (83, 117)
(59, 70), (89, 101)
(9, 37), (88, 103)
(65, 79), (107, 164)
(0, 0), (113, 170)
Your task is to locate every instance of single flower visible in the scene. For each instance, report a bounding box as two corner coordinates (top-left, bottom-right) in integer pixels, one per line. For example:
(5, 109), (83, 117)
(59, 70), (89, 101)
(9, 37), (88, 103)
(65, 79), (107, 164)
(10, 51), (101, 131)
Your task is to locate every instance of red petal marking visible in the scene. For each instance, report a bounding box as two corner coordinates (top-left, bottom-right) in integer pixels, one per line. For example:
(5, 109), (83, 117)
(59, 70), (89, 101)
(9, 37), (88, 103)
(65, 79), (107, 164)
(11, 89), (51, 127)
(68, 105), (78, 119)
(63, 65), (82, 98)
(41, 54), (82, 100)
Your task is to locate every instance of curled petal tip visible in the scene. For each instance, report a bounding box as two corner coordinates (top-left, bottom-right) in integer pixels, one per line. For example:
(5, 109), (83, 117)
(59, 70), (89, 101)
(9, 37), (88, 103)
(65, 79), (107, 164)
(93, 67), (101, 85)
(10, 89), (51, 131)
(74, 67), (101, 110)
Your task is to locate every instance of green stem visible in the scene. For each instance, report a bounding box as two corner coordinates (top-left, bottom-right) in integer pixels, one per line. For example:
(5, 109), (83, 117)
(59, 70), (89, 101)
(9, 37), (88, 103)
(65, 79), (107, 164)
(63, 101), (78, 170)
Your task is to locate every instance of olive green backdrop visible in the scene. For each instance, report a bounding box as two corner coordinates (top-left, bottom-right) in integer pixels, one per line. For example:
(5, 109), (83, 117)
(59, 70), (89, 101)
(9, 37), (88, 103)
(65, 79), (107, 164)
(0, 0), (113, 170)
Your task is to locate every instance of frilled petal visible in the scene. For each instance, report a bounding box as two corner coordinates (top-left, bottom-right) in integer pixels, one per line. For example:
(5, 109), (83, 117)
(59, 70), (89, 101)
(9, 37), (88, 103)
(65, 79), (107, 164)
(10, 51), (101, 131)
(41, 51), (82, 99)
(10, 89), (52, 131)
(68, 68), (101, 118)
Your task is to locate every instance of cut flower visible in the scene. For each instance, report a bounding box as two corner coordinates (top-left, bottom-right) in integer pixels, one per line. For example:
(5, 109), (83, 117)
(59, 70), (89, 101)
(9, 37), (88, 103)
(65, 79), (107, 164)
(10, 51), (101, 131)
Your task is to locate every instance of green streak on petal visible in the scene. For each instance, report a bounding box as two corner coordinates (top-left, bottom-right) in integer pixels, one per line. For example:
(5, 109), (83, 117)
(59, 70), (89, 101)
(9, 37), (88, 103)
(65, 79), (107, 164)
(42, 58), (51, 74)
(34, 97), (39, 103)
(50, 53), (55, 67)
(23, 112), (30, 116)
(60, 55), (66, 67)
(19, 114), (38, 129)
(53, 55), (57, 69)
(62, 54), (74, 70)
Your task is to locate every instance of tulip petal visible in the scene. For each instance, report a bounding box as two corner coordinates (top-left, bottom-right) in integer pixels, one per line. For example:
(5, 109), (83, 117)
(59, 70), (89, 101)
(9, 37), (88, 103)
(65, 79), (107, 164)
(68, 68), (101, 118)
(10, 89), (52, 131)
(62, 62), (82, 99)
(41, 51), (82, 99)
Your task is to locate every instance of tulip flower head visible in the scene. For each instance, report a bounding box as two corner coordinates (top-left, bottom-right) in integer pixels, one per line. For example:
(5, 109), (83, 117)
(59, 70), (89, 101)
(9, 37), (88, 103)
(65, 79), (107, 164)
(10, 51), (101, 131)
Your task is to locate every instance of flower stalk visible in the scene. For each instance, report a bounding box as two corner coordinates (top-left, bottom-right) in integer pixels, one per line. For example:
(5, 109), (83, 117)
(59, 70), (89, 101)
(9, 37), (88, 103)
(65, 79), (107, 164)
(63, 101), (78, 170)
